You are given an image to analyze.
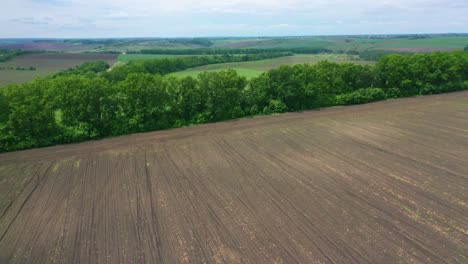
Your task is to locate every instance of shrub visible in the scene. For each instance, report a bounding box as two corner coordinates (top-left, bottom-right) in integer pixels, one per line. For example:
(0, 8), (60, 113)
(385, 88), (401, 98)
(420, 82), (468, 95)
(336, 88), (386, 105)
(263, 99), (288, 114)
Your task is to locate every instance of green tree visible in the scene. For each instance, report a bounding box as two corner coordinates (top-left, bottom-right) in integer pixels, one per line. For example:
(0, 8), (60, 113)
(51, 76), (115, 140)
(115, 73), (170, 133)
(166, 76), (204, 125)
(197, 69), (247, 122)
(1, 80), (58, 151)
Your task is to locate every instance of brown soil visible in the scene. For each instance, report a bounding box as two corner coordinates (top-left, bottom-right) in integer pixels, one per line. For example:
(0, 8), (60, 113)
(0, 92), (467, 263)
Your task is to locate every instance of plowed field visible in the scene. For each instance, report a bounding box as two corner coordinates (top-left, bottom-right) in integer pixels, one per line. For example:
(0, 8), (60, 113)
(1, 92), (467, 263)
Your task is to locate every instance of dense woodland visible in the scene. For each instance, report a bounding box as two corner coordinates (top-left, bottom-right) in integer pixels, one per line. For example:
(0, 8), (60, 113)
(0, 51), (467, 152)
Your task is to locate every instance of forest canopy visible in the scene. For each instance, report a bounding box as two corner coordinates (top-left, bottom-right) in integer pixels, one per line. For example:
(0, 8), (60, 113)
(1, 51), (467, 152)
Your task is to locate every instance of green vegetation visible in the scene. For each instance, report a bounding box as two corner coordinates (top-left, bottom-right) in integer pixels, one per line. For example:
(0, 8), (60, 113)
(1, 35), (466, 86)
(371, 36), (468, 49)
(3, 35), (466, 54)
(1, 51), (467, 152)
(0, 66), (36, 71)
(0, 49), (37, 62)
(139, 47), (331, 55)
(103, 53), (292, 81)
(118, 54), (206, 62)
(336, 88), (386, 105)
(170, 54), (368, 79)
(0, 53), (117, 86)
(169, 68), (264, 79)
(358, 50), (410, 61)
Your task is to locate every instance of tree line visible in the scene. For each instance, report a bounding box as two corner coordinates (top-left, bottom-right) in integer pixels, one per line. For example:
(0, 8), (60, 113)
(1, 51), (467, 152)
(0, 66), (37, 71)
(138, 47), (331, 55)
(0, 49), (42, 62)
(99, 53), (292, 82)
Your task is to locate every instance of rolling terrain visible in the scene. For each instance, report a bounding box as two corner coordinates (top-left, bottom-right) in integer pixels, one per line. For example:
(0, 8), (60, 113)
(0, 53), (117, 86)
(0, 91), (467, 263)
(1, 35), (466, 85)
(169, 54), (372, 78)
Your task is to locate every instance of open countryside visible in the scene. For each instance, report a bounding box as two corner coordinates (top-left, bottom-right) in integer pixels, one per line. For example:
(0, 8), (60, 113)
(1, 92), (467, 263)
(1, 34), (468, 85)
(169, 54), (373, 79)
(1, 0), (468, 263)
(0, 53), (117, 86)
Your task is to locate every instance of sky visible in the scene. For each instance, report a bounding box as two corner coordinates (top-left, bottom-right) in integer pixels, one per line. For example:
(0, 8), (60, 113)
(1, 0), (468, 38)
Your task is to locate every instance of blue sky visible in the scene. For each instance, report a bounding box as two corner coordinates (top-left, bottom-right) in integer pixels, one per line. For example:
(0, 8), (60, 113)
(2, 0), (468, 38)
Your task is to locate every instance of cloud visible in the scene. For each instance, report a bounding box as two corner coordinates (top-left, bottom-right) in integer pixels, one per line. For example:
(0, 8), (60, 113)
(29, 0), (75, 6)
(1, 0), (467, 37)
(10, 17), (53, 25)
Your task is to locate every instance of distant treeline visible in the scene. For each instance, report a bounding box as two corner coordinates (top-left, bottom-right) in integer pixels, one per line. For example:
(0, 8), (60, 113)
(137, 47), (332, 55)
(358, 50), (412, 61)
(1, 51), (467, 152)
(0, 66), (36, 71)
(0, 49), (41, 62)
(65, 38), (214, 47)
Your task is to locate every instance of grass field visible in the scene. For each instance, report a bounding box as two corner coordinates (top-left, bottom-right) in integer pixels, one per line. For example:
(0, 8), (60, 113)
(1, 91), (467, 263)
(0, 53), (117, 86)
(170, 68), (264, 79)
(118, 54), (250, 62)
(117, 54), (208, 62)
(170, 54), (373, 78)
(214, 37), (333, 49)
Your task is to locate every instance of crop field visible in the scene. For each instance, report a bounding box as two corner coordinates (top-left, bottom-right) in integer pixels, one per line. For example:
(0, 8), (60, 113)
(117, 54), (210, 62)
(211, 35), (468, 52)
(117, 54), (248, 63)
(213, 37), (332, 49)
(170, 68), (264, 79)
(0, 91), (467, 263)
(170, 54), (373, 78)
(0, 53), (117, 86)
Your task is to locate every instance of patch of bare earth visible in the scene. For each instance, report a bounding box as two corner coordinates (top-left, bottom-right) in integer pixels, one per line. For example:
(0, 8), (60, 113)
(0, 92), (467, 263)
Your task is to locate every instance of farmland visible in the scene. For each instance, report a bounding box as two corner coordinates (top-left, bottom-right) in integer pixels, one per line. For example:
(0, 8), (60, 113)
(0, 91), (467, 263)
(117, 54), (210, 62)
(170, 54), (373, 78)
(1, 35), (467, 54)
(210, 35), (468, 52)
(0, 35), (466, 85)
(1, 51), (466, 152)
(0, 53), (117, 86)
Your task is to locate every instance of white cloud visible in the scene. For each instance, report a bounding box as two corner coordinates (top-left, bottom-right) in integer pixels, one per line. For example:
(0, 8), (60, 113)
(1, 0), (467, 37)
